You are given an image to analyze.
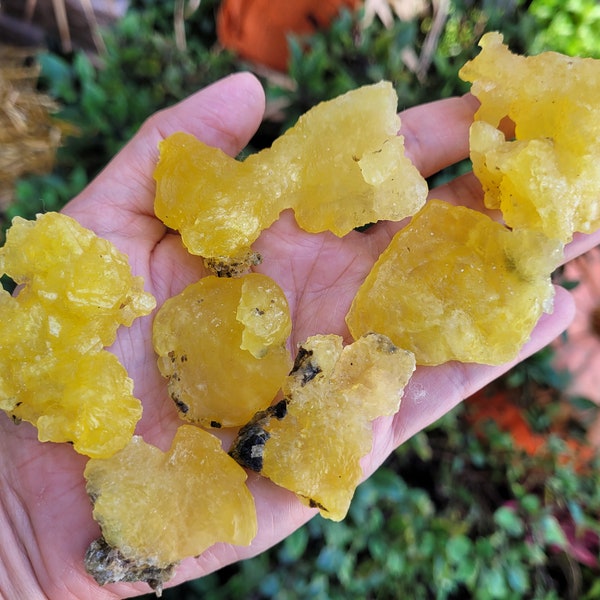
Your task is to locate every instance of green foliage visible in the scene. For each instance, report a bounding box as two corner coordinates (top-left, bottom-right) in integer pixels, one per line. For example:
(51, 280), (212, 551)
(527, 0), (600, 58)
(153, 407), (600, 600)
(7, 0), (238, 225)
(8, 0), (595, 224)
(5, 1), (600, 597)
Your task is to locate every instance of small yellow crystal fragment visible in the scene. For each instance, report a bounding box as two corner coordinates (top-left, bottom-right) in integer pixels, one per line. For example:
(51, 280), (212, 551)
(230, 333), (415, 521)
(84, 425), (257, 587)
(152, 273), (292, 427)
(154, 81), (428, 263)
(459, 32), (600, 243)
(346, 200), (563, 366)
(0, 213), (155, 457)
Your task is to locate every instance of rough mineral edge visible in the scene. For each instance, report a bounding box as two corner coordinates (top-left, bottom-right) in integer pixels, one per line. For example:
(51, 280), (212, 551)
(459, 31), (600, 243)
(153, 81), (428, 264)
(345, 199), (563, 366)
(230, 333), (416, 521)
(0, 212), (155, 457)
(84, 537), (176, 596)
(84, 425), (257, 590)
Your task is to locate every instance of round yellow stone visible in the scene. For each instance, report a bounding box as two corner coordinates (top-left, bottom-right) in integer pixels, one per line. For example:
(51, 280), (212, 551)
(153, 273), (292, 428)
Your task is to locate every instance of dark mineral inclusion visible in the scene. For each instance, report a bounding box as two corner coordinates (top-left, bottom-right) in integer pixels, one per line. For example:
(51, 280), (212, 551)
(85, 537), (176, 597)
(229, 399), (288, 472)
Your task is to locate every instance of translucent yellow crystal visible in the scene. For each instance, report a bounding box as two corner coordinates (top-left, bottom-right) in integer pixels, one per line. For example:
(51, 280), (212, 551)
(0, 212), (155, 457)
(346, 200), (563, 366)
(152, 273), (292, 427)
(0, 213), (155, 347)
(154, 81), (428, 264)
(459, 31), (600, 243)
(84, 425), (257, 571)
(230, 333), (415, 521)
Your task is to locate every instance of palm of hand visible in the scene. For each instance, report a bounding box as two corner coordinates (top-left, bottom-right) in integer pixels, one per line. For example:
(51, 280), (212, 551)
(0, 73), (591, 599)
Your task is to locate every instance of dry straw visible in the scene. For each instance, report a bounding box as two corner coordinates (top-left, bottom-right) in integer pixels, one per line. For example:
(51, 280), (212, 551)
(0, 45), (67, 213)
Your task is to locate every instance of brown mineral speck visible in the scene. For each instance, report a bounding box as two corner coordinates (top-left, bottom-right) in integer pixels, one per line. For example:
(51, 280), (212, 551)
(84, 536), (177, 597)
(204, 250), (262, 278)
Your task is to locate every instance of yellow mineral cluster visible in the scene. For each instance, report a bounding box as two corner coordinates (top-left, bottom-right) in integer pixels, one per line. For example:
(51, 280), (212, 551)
(346, 200), (563, 366)
(230, 333), (415, 521)
(0, 212), (155, 458)
(152, 273), (292, 427)
(154, 81), (428, 267)
(84, 425), (257, 591)
(459, 32), (600, 243)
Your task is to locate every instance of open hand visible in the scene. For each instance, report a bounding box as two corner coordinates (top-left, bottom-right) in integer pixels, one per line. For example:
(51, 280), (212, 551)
(1, 72), (597, 599)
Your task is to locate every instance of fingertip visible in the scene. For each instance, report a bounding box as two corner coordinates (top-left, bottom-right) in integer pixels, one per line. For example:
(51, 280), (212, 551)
(131, 71), (266, 171)
(400, 95), (477, 178)
(63, 73), (267, 230)
(158, 71), (266, 156)
(548, 283), (576, 332)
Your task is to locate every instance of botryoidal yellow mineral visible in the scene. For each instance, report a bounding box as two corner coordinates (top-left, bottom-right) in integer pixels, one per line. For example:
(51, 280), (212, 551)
(84, 425), (257, 593)
(154, 81), (428, 268)
(230, 333), (416, 521)
(459, 32), (600, 243)
(345, 200), (563, 366)
(0, 212), (155, 458)
(152, 273), (292, 428)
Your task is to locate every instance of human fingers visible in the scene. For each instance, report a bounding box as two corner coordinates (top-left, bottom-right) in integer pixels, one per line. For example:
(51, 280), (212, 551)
(64, 72), (266, 234)
(360, 284), (576, 477)
(399, 94), (479, 178)
(428, 170), (496, 216)
(564, 232), (600, 262)
(430, 171), (600, 262)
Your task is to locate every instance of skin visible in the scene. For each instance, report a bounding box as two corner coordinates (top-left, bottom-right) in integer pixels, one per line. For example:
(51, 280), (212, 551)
(1, 72), (598, 599)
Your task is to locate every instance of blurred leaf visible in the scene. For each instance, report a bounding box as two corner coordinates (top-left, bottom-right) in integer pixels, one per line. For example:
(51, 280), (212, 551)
(538, 514), (568, 548)
(279, 526), (309, 564)
(494, 506), (525, 537)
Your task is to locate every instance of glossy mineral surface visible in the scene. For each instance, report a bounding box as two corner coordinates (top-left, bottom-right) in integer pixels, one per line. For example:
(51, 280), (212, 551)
(0, 212), (155, 457)
(84, 425), (257, 572)
(230, 333), (415, 521)
(460, 32), (600, 243)
(154, 81), (427, 265)
(346, 200), (563, 366)
(153, 273), (292, 427)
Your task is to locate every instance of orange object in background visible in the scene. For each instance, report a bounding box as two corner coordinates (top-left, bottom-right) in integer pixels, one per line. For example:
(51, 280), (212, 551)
(217, 0), (362, 71)
(466, 389), (596, 471)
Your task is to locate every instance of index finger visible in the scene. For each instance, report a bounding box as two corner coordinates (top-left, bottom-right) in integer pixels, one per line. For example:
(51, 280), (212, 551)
(399, 93), (479, 178)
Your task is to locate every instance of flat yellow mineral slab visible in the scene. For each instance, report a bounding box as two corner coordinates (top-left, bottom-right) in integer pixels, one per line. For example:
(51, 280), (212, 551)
(230, 333), (415, 521)
(0, 213), (155, 457)
(152, 273), (292, 427)
(84, 425), (257, 575)
(154, 81), (428, 265)
(459, 31), (600, 243)
(346, 200), (563, 366)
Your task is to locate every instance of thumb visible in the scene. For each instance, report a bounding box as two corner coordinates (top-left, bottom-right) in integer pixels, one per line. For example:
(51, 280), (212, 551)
(64, 72), (265, 231)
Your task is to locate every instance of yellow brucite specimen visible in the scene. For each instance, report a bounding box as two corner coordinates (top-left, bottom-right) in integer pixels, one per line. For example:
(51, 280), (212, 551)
(154, 81), (427, 263)
(0, 213), (155, 347)
(84, 425), (257, 586)
(459, 32), (600, 243)
(230, 333), (415, 521)
(10, 350), (142, 458)
(0, 212), (155, 458)
(346, 200), (563, 366)
(153, 273), (292, 427)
